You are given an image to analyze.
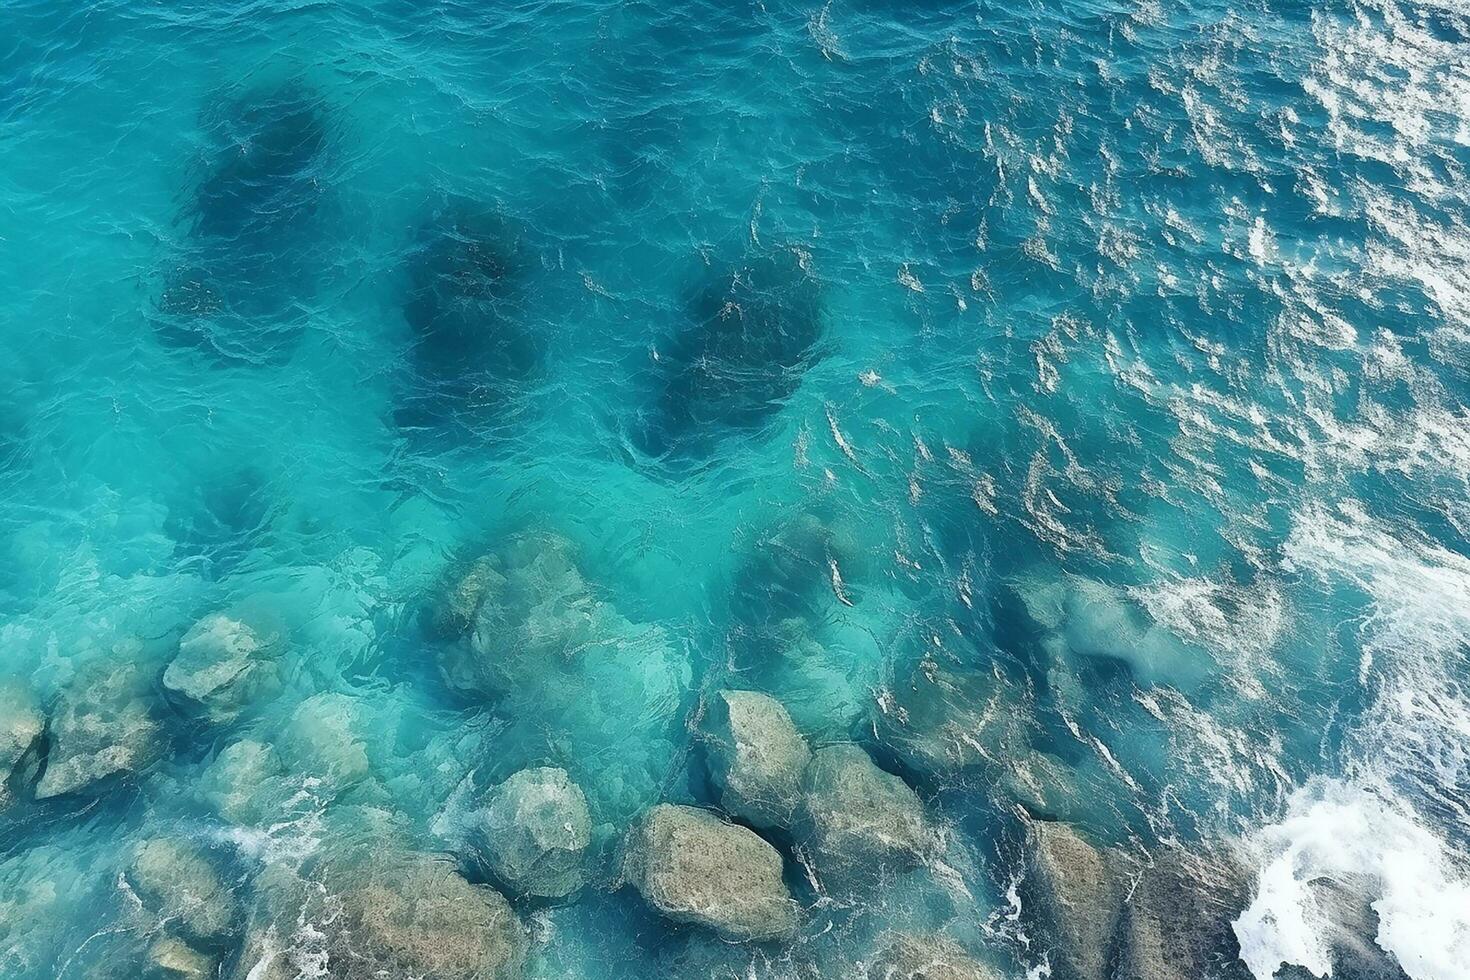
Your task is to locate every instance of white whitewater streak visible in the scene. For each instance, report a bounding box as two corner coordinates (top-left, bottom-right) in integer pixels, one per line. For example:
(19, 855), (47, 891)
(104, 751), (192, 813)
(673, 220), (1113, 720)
(1234, 778), (1470, 980)
(1234, 505), (1470, 980)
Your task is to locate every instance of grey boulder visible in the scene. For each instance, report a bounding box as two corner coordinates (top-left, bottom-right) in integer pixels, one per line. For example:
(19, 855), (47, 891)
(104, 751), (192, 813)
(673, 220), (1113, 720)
(35, 660), (162, 799)
(800, 744), (937, 885)
(624, 803), (799, 942)
(867, 932), (1001, 980)
(477, 766), (592, 900)
(163, 613), (280, 724)
(699, 689), (810, 830)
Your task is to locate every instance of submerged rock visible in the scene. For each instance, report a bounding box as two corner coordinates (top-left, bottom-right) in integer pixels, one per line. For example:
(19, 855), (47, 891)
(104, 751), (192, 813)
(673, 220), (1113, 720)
(197, 738), (287, 825)
(436, 532), (690, 824)
(0, 680), (43, 808)
(279, 692), (369, 797)
(874, 659), (1024, 780)
(35, 659), (162, 799)
(163, 613), (280, 724)
(641, 247), (825, 456)
(1020, 821), (1122, 980)
(623, 803), (800, 942)
(236, 847), (526, 980)
(146, 936), (216, 980)
(129, 838), (239, 944)
(476, 766), (592, 900)
(800, 744), (937, 886)
(866, 932), (1000, 980)
(427, 554), (499, 640)
(699, 689), (810, 830)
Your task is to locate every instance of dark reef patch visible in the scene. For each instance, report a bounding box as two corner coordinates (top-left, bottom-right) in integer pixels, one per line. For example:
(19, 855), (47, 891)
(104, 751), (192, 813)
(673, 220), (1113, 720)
(635, 246), (824, 458)
(392, 201), (542, 438)
(150, 81), (332, 365)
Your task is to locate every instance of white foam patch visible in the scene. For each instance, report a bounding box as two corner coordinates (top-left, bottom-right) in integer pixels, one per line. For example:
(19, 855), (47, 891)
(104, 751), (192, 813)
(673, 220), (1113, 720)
(1235, 506), (1470, 980)
(1233, 778), (1470, 980)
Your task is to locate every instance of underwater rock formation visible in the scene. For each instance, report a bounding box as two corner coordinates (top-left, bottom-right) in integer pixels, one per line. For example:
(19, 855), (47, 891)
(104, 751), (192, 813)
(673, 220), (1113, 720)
(146, 936), (216, 980)
(698, 689), (810, 831)
(196, 738), (287, 826)
(278, 692), (370, 799)
(235, 843), (527, 980)
(1013, 575), (1214, 691)
(640, 247), (824, 456)
(1021, 821), (1121, 980)
(393, 202), (541, 436)
(623, 803), (800, 942)
(873, 659), (1026, 781)
(866, 932), (1000, 980)
(35, 659), (163, 799)
(153, 82), (330, 363)
(0, 680), (43, 809)
(162, 613), (281, 724)
(433, 532), (690, 824)
(799, 744), (938, 887)
(128, 838), (239, 945)
(476, 766), (592, 900)
(191, 83), (329, 245)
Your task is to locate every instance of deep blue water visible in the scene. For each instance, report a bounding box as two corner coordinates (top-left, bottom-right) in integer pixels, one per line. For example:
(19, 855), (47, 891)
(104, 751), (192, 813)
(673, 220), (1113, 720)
(1, 0), (1468, 977)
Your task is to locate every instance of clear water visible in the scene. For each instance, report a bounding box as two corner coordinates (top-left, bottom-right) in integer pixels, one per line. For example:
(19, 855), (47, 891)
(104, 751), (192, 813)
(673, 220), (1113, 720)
(1, 0), (1468, 977)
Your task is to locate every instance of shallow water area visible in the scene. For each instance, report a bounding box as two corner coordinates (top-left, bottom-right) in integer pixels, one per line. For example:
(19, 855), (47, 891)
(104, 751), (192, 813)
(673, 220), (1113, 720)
(2, 0), (1469, 978)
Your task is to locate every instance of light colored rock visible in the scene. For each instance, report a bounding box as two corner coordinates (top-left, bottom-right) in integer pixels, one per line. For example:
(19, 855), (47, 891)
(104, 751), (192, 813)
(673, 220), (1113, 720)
(624, 804), (799, 942)
(478, 766), (591, 899)
(0, 680), (43, 808)
(163, 613), (280, 724)
(801, 744), (936, 884)
(129, 838), (239, 943)
(147, 936), (216, 979)
(866, 932), (1000, 980)
(279, 692), (369, 796)
(197, 739), (286, 825)
(700, 690), (810, 830)
(234, 849), (526, 980)
(428, 555), (501, 640)
(1022, 821), (1121, 980)
(34, 660), (161, 799)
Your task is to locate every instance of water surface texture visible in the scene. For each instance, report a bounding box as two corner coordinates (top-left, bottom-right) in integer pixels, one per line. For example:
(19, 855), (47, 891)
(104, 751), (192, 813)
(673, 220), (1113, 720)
(2, 1), (1469, 978)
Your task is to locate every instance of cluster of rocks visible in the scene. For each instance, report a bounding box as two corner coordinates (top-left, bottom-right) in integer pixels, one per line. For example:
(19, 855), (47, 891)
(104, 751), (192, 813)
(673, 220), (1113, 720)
(614, 687), (947, 948)
(0, 608), (287, 811)
(1013, 820), (1384, 980)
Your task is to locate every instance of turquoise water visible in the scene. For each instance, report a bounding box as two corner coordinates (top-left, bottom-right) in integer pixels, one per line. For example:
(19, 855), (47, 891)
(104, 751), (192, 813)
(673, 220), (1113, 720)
(1, 0), (1469, 977)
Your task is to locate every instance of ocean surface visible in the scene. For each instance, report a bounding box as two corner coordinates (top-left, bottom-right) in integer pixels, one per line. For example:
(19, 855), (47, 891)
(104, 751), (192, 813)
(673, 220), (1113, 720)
(1, 0), (1468, 977)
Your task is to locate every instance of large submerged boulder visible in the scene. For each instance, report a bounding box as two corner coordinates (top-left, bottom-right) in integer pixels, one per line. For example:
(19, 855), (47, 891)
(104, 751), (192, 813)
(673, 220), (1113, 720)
(699, 689), (810, 830)
(35, 659), (163, 799)
(163, 613), (281, 724)
(623, 803), (800, 942)
(476, 766), (592, 900)
(128, 838), (240, 944)
(0, 680), (43, 808)
(434, 532), (690, 824)
(196, 738), (288, 825)
(278, 692), (370, 798)
(235, 844), (526, 980)
(1020, 821), (1122, 980)
(866, 932), (1001, 980)
(800, 744), (937, 886)
(874, 659), (1025, 780)
(147, 936), (216, 979)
